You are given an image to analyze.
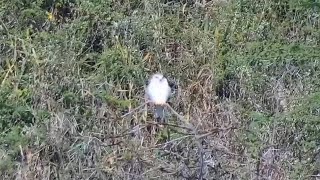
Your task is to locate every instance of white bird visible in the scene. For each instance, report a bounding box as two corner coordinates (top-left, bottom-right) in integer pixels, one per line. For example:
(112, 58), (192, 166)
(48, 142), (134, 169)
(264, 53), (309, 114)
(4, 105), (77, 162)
(146, 73), (172, 121)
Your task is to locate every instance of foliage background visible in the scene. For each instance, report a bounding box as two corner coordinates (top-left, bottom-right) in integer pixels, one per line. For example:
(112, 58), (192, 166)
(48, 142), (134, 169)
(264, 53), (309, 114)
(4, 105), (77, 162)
(0, 0), (319, 179)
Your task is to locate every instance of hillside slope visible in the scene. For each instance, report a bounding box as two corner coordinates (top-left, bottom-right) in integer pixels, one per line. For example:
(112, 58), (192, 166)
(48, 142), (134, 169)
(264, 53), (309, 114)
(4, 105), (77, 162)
(1, 0), (319, 179)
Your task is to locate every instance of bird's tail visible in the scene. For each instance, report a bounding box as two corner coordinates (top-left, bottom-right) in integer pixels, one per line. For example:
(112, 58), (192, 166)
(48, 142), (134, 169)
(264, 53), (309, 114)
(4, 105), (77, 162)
(154, 105), (166, 123)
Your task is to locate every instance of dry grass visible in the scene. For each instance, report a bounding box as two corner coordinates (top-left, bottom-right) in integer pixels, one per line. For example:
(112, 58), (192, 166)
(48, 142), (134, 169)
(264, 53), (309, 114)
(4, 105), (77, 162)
(1, 0), (320, 179)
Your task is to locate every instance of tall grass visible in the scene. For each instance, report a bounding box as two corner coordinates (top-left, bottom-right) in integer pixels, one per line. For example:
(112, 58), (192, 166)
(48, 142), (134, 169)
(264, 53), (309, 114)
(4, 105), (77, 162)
(0, 0), (319, 179)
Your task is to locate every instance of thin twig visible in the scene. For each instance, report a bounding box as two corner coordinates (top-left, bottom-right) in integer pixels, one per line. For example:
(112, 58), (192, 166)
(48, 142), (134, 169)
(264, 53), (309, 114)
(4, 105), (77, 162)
(164, 103), (204, 180)
(165, 103), (186, 122)
(146, 121), (193, 131)
(121, 101), (149, 118)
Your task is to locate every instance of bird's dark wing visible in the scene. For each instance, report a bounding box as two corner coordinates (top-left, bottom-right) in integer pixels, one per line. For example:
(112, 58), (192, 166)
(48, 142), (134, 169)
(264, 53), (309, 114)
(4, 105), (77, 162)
(168, 81), (178, 90)
(163, 74), (177, 89)
(145, 79), (150, 86)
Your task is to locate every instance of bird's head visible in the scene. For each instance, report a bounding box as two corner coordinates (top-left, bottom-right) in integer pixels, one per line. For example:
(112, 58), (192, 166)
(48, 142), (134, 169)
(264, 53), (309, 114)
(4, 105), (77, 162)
(150, 73), (167, 82)
(152, 73), (164, 79)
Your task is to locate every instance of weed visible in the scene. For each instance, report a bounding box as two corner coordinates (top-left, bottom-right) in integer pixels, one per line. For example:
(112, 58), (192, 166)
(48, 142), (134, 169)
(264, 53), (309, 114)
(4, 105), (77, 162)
(1, 0), (319, 179)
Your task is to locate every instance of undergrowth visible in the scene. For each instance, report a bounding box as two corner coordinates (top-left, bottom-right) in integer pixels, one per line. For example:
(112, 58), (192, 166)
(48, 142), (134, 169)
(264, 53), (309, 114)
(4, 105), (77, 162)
(0, 0), (319, 179)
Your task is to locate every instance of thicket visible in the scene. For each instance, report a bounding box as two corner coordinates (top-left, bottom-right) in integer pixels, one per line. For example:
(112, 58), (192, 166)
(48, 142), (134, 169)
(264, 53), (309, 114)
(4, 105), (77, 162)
(0, 0), (319, 179)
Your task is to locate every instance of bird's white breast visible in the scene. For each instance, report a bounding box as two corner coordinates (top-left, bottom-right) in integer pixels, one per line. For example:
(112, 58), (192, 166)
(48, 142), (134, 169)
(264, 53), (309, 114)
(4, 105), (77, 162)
(147, 79), (171, 105)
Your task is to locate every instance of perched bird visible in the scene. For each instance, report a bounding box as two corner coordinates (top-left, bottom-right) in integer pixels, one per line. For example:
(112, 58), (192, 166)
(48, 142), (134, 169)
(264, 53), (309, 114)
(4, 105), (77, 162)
(146, 73), (172, 122)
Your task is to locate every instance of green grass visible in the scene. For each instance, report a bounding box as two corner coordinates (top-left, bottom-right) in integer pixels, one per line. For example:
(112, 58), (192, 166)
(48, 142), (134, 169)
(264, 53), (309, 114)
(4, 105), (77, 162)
(1, 0), (320, 179)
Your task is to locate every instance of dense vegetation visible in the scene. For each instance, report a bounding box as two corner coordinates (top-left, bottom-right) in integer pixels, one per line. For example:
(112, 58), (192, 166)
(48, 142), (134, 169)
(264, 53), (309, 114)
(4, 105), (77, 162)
(1, 0), (320, 179)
